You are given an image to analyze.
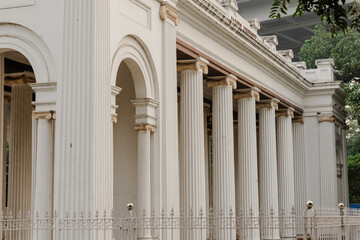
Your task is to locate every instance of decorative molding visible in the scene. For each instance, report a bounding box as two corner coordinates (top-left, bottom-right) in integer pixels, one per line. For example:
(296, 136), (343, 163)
(234, 87), (260, 101)
(207, 74), (237, 89)
(111, 114), (118, 123)
(276, 107), (294, 118)
(256, 99), (279, 110)
(134, 124), (156, 132)
(132, 98), (159, 126)
(4, 71), (35, 86)
(32, 111), (56, 120)
(318, 115), (335, 123)
(160, 4), (179, 26)
(292, 116), (304, 124)
(0, 0), (35, 9)
(177, 57), (209, 74)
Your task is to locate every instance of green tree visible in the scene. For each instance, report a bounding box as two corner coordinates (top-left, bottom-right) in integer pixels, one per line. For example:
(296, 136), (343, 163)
(299, 24), (360, 203)
(270, 0), (360, 34)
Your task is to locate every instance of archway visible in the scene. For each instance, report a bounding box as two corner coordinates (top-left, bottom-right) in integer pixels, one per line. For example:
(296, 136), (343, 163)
(111, 36), (159, 239)
(0, 50), (35, 218)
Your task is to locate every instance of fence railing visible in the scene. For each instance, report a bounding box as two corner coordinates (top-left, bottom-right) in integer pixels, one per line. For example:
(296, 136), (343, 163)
(1, 202), (360, 239)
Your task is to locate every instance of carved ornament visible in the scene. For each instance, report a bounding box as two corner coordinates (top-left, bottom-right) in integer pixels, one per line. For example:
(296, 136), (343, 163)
(276, 107), (294, 118)
(207, 75), (237, 90)
(32, 111), (55, 120)
(160, 4), (179, 26)
(256, 99), (279, 110)
(177, 57), (209, 74)
(318, 115), (335, 123)
(234, 87), (261, 101)
(134, 124), (156, 133)
(292, 116), (304, 124)
(112, 114), (118, 124)
(4, 71), (35, 86)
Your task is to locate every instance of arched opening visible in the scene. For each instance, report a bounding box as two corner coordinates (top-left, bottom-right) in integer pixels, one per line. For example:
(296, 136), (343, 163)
(113, 61), (138, 214)
(0, 50), (35, 215)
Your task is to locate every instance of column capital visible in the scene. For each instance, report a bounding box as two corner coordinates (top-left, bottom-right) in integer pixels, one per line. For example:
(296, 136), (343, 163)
(4, 96), (10, 102)
(32, 111), (56, 120)
(207, 74), (237, 89)
(4, 72), (35, 86)
(160, 3), (179, 26)
(256, 98), (279, 110)
(134, 124), (156, 133)
(234, 87), (261, 101)
(177, 57), (209, 74)
(292, 116), (304, 124)
(276, 107), (294, 118)
(318, 115), (335, 123)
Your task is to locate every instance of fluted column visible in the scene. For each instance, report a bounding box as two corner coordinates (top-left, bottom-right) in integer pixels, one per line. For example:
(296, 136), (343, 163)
(292, 117), (306, 218)
(6, 73), (34, 214)
(134, 124), (154, 239)
(32, 111), (55, 240)
(276, 108), (295, 240)
(0, 53), (4, 211)
(257, 99), (280, 240)
(234, 87), (261, 240)
(204, 104), (211, 213)
(318, 115), (338, 209)
(208, 75), (237, 240)
(178, 57), (208, 240)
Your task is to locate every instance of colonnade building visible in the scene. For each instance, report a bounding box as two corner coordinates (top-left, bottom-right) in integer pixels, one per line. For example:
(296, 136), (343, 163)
(0, 0), (348, 239)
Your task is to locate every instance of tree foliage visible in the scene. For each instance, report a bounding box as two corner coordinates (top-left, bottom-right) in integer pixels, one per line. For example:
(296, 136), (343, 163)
(270, 0), (360, 34)
(298, 25), (360, 122)
(299, 24), (360, 203)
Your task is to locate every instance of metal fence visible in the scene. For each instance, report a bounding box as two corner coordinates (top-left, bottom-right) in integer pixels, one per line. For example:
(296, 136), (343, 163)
(1, 202), (360, 239)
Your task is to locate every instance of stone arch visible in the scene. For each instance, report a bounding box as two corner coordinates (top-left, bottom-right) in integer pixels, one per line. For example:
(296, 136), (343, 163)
(111, 35), (158, 100)
(0, 22), (57, 83)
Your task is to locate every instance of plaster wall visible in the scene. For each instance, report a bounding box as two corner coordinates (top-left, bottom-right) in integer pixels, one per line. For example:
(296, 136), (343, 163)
(0, 0), (63, 81)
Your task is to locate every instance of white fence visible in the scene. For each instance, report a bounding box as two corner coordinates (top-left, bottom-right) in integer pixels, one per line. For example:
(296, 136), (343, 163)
(1, 203), (360, 239)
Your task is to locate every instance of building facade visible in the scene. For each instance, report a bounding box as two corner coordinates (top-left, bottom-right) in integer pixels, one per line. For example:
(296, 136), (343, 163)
(0, 0), (349, 239)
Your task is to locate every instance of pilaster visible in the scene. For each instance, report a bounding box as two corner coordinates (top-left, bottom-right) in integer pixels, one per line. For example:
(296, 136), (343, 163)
(318, 115), (337, 208)
(257, 98), (280, 240)
(207, 75), (237, 240)
(234, 87), (260, 240)
(276, 108), (295, 239)
(159, 1), (180, 223)
(178, 57), (208, 240)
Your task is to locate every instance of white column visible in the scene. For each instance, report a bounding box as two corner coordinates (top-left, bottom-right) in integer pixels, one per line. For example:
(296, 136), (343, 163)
(292, 117), (307, 217)
(159, 3), (180, 222)
(318, 115), (338, 209)
(0, 53), (4, 211)
(257, 99), (280, 240)
(341, 125), (349, 207)
(234, 87), (261, 240)
(276, 108), (295, 240)
(6, 76), (34, 214)
(208, 75), (237, 240)
(178, 57), (208, 240)
(134, 124), (154, 239)
(204, 104), (211, 213)
(32, 112), (55, 239)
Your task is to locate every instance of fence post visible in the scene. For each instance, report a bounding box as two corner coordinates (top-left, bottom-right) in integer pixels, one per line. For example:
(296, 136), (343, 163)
(303, 201), (316, 240)
(338, 203), (345, 240)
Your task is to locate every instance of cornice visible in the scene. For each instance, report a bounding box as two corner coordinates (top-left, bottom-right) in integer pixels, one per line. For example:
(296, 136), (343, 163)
(178, 0), (312, 90)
